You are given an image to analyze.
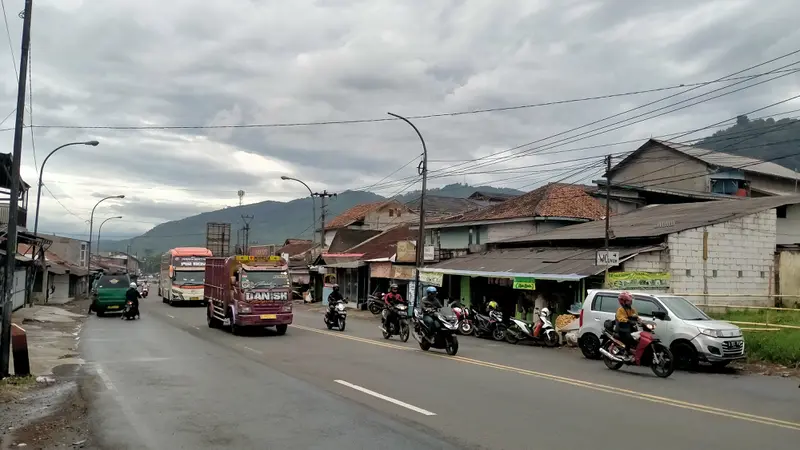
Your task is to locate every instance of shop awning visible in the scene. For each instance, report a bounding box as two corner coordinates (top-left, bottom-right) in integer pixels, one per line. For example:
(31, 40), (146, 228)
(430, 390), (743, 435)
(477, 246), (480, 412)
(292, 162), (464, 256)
(419, 246), (663, 281)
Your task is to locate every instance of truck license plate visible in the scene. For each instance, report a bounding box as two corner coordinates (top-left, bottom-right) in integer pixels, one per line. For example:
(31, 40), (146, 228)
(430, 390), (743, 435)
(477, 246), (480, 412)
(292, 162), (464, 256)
(260, 314), (276, 319)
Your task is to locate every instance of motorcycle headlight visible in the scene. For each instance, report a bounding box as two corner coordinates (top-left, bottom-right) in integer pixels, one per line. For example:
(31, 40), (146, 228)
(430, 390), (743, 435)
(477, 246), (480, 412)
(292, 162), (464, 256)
(397, 304), (407, 311)
(335, 303), (345, 311)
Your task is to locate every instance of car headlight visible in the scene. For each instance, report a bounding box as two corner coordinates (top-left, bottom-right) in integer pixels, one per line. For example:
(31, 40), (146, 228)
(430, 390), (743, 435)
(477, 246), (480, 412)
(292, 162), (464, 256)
(238, 302), (252, 314)
(698, 327), (723, 338)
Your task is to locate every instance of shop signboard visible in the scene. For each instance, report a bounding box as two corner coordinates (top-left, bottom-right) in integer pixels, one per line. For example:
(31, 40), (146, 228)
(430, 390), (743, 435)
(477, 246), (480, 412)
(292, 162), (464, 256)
(396, 241), (417, 263)
(607, 272), (670, 290)
(369, 262), (392, 279)
(391, 265), (416, 280)
(419, 271), (443, 287)
(512, 277), (536, 290)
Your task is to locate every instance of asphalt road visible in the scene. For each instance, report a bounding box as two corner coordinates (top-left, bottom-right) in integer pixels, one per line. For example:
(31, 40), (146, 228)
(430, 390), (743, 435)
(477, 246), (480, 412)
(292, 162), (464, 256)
(79, 299), (800, 449)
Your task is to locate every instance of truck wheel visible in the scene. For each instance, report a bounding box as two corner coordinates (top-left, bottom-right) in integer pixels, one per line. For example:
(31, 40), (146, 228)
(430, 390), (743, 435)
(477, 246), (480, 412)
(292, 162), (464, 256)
(275, 324), (288, 336)
(228, 309), (240, 336)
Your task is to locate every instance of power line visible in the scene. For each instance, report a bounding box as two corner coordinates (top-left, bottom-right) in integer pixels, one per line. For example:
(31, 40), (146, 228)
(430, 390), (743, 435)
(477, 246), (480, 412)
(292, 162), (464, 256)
(0, 0), (17, 82)
(0, 68), (791, 133)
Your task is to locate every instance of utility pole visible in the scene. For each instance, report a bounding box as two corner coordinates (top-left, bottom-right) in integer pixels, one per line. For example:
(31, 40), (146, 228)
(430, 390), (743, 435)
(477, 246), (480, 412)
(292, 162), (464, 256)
(2, 0), (33, 379)
(388, 112), (428, 315)
(603, 154), (612, 288)
(240, 215), (253, 255)
(312, 190), (336, 248)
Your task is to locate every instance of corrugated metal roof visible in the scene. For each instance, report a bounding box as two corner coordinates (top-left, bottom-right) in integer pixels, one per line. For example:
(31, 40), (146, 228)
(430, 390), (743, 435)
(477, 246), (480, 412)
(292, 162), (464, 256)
(501, 195), (800, 244)
(421, 246), (662, 281)
(405, 196), (483, 218)
(328, 229), (382, 253)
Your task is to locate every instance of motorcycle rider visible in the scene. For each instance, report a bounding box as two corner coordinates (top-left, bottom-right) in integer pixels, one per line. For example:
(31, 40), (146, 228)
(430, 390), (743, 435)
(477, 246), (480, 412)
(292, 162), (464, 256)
(327, 284), (345, 320)
(420, 286), (443, 335)
(615, 291), (640, 361)
(381, 283), (405, 332)
(126, 282), (142, 317)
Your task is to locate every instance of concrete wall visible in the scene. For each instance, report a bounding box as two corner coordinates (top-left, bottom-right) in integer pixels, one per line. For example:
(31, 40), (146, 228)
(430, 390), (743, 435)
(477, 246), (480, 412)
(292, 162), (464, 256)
(39, 233), (88, 267)
(363, 204), (415, 230)
(748, 173), (798, 196)
(777, 204), (800, 245)
(667, 209), (776, 306)
(612, 144), (710, 192)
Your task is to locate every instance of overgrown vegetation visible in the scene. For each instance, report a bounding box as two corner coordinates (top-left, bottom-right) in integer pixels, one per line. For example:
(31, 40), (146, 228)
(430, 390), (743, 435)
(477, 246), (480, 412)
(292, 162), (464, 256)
(707, 309), (800, 367)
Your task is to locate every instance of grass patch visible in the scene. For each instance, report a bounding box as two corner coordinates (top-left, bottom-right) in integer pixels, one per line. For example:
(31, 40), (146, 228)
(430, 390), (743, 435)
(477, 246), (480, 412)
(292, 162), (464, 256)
(708, 309), (800, 367)
(0, 375), (36, 387)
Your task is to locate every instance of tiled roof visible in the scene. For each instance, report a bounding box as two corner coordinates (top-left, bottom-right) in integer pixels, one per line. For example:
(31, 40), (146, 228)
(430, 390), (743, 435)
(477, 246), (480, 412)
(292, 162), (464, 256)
(405, 195), (483, 218)
(278, 239), (314, 256)
(18, 243), (88, 276)
(325, 200), (391, 230)
(345, 225), (416, 260)
(432, 183), (605, 224)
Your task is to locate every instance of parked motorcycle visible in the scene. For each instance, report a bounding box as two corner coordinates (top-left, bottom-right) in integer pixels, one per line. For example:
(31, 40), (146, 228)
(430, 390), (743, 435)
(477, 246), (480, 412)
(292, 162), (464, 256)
(599, 319), (674, 378)
(324, 299), (348, 331)
(381, 304), (410, 342)
(470, 308), (506, 341)
(121, 300), (139, 320)
(505, 309), (559, 347)
(450, 304), (474, 335)
(367, 293), (385, 315)
(412, 308), (459, 355)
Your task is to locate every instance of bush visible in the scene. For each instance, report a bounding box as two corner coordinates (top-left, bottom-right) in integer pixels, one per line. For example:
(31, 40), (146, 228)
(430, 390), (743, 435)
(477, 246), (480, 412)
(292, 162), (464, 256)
(708, 309), (800, 367)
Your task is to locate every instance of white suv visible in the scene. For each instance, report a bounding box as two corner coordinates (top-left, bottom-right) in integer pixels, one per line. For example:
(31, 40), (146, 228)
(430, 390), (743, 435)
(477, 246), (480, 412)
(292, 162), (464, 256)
(577, 290), (745, 369)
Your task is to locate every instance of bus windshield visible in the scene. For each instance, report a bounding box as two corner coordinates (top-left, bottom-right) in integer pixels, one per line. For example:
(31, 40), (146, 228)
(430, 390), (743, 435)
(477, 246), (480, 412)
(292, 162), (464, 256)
(242, 270), (289, 289)
(173, 270), (204, 286)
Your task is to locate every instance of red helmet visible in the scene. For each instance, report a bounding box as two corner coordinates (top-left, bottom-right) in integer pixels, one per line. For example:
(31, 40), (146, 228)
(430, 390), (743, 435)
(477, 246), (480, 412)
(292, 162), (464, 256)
(618, 291), (633, 307)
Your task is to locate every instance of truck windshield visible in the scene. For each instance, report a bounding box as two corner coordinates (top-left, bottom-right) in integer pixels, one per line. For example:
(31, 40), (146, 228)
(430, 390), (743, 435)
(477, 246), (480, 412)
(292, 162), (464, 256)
(243, 271), (289, 288)
(174, 271), (204, 286)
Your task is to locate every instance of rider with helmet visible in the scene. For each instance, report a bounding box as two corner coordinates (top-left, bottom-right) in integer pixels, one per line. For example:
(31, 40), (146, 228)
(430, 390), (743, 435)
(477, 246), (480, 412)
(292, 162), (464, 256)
(327, 284), (345, 318)
(615, 291), (640, 360)
(420, 286), (443, 334)
(381, 283), (406, 331)
(126, 282), (142, 315)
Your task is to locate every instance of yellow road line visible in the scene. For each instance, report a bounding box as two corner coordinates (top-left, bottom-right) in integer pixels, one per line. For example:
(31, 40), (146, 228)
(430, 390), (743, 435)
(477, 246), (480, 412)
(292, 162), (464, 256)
(291, 324), (800, 431)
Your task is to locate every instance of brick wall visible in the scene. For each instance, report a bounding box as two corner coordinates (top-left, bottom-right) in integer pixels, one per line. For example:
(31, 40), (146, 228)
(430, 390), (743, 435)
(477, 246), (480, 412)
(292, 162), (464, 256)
(667, 210), (776, 306)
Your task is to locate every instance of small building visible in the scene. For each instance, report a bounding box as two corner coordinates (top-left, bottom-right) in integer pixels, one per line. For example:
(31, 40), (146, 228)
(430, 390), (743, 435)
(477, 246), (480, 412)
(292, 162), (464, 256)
(493, 195), (800, 307)
(323, 200), (415, 247)
(421, 183), (606, 261)
(20, 240), (90, 304)
(598, 139), (800, 213)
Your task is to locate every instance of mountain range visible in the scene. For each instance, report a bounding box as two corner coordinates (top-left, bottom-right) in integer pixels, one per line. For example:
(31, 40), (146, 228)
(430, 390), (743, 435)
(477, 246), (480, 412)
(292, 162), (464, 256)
(100, 183), (523, 258)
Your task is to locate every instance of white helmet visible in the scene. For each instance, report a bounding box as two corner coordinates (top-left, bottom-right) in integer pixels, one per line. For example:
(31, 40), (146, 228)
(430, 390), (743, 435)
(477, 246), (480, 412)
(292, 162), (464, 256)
(130, 282), (137, 288)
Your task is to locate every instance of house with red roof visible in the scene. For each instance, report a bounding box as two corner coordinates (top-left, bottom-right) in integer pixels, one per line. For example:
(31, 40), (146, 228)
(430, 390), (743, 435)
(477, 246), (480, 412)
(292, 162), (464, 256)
(323, 199), (415, 249)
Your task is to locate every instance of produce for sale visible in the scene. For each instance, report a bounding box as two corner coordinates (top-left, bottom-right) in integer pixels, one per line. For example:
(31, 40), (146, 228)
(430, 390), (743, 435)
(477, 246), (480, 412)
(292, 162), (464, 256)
(555, 314), (576, 331)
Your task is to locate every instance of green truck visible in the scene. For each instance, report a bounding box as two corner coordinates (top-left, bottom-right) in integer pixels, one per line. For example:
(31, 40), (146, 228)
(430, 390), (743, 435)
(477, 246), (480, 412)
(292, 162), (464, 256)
(92, 272), (132, 316)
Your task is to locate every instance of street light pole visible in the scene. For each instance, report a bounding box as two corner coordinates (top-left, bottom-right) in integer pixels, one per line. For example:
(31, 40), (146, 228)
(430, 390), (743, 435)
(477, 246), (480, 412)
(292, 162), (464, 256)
(28, 140), (100, 300)
(280, 176), (318, 247)
(86, 195), (124, 295)
(96, 216), (122, 256)
(388, 112), (428, 316)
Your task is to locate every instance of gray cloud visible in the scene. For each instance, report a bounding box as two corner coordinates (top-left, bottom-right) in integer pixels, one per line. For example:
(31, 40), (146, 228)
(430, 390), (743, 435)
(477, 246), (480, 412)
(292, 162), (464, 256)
(2, 0), (799, 237)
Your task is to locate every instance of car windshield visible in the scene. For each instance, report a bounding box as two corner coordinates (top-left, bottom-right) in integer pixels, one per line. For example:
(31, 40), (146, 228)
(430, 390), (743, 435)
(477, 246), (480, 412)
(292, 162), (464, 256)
(658, 296), (710, 320)
(242, 270), (289, 288)
(174, 271), (204, 286)
(97, 275), (128, 288)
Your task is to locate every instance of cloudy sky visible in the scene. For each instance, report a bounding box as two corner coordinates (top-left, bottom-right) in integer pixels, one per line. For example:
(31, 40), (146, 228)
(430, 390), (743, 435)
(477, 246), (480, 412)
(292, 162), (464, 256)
(1, 0), (798, 240)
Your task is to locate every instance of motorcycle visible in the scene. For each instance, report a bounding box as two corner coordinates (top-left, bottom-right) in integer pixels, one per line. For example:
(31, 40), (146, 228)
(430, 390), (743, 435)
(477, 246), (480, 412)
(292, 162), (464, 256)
(505, 310), (559, 347)
(142, 286), (149, 298)
(470, 308), (506, 341)
(412, 308), (459, 355)
(598, 319), (675, 378)
(324, 299), (348, 331)
(381, 303), (410, 342)
(449, 302), (474, 335)
(367, 293), (385, 315)
(121, 300), (139, 320)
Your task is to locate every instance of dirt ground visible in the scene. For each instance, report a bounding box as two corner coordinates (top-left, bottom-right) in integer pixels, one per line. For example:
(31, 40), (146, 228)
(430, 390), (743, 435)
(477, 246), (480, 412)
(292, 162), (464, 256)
(1, 298), (100, 449)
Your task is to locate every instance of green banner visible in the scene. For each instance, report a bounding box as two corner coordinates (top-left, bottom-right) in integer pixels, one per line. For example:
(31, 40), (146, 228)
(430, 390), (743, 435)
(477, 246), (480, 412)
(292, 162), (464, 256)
(607, 272), (670, 290)
(513, 277), (536, 290)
